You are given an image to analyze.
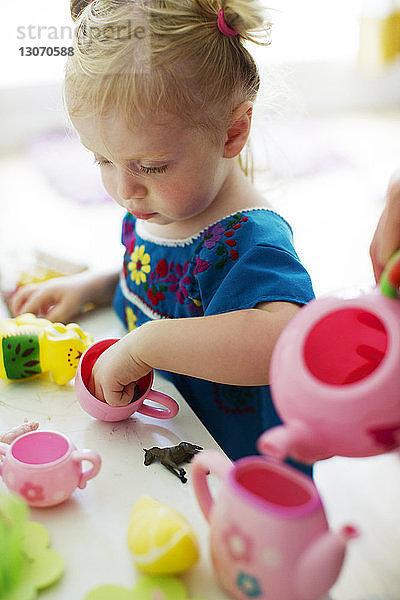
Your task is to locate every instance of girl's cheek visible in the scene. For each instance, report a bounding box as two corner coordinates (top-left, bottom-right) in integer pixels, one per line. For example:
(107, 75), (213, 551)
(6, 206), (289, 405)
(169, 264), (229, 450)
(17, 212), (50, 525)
(101, 172), (117, 200)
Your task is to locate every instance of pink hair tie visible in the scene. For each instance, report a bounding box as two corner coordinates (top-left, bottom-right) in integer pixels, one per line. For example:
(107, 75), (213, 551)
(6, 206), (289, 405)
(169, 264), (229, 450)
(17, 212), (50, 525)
(217, 9), (239, 37)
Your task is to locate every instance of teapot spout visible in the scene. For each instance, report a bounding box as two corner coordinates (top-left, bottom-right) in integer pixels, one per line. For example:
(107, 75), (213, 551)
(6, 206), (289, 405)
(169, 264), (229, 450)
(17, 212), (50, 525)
(294, 525), (359, 600)
(257, 421), (328, 463)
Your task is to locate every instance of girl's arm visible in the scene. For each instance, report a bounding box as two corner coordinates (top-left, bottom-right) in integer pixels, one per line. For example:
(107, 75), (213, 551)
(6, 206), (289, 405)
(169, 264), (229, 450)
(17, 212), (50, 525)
(89, 301), (300, 406)
(10, 269), (119, 323)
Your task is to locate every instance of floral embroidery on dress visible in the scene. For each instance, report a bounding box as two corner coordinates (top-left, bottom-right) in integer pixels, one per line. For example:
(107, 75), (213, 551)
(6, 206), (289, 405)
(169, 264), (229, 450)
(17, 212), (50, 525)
(123, 213), (249, 313)
(200, 214), (248, 268)
(203, 222), (225, 248)
(128, 244), (151, 285)
(125, 306), (138, 331)
(143, 259), (198, 310)
(122, 218), (135, 249)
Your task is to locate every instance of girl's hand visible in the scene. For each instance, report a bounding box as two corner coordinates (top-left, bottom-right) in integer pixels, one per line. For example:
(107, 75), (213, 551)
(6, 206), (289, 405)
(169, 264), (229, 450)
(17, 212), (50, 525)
(88, 330), (153, 406)
(370, 169), (400, 282)
(9, 269), (119, 324)
(9, 274), (91, 323)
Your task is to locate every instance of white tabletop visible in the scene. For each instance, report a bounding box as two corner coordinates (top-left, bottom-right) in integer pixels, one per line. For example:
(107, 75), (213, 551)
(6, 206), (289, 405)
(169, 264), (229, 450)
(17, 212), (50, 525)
(0, 307), (232, 600)
(1, 305), (400, 600)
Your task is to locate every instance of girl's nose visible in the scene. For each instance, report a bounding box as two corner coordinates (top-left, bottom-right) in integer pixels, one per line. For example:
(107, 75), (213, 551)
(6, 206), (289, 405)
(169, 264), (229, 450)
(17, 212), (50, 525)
(117, 168), (147, 202)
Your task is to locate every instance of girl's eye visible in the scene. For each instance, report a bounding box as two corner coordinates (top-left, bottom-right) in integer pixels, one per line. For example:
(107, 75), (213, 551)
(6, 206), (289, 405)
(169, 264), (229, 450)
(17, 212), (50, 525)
(93, 158), (168, 175)
(94, 158), (112, 166)
(139, 165), (168, 175)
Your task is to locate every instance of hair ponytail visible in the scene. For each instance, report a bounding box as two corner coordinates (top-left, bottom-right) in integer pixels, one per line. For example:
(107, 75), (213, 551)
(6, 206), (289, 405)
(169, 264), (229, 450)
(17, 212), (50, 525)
(194, 0), (271, 43)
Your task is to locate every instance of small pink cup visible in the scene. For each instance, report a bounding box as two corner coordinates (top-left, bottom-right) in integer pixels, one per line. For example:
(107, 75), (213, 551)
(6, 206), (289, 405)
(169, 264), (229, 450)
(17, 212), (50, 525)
(75, 338), (179, 422)
(0, 430), (101, 507)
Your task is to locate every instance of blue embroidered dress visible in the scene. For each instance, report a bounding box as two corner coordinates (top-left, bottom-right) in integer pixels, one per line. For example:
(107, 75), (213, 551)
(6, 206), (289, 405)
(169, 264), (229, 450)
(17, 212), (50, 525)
(113, 208), (315, 465)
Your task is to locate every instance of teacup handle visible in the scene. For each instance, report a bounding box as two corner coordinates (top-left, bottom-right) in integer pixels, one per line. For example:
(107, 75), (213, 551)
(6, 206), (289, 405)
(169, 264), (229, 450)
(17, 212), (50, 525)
(137, 390), (179, 420)
(72, 449), (102, 489)
(0, 442), (8, 476)
(191, 450), (232, 522)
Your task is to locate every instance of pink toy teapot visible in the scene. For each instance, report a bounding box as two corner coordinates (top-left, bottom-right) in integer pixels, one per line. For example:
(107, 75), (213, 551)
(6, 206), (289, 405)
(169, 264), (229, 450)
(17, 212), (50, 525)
(258, 251), (400, 463)
(192, 450), (357, 600)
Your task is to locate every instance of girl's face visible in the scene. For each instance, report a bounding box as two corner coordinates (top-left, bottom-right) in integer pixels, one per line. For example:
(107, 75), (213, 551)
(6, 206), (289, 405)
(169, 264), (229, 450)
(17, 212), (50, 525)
(72, 111), (230, 229)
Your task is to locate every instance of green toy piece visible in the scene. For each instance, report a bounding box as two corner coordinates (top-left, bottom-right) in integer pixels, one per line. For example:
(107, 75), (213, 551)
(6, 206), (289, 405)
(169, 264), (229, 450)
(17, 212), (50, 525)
(2, 578), (36, 600)
(85, 575), (207, 600)
(1, 334), (41, 380)
(85, 585), (135, 600)
(380, 248), (400, 298)
(131, 576), (187, 600)
(0, 494), (64, 600)
(22, 522), (50, 560)
(0, 494), (28, 599)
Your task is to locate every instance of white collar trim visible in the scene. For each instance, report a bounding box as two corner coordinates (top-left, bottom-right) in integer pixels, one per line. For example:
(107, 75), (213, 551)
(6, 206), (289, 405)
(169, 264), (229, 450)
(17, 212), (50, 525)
(135, 207), (280, 247)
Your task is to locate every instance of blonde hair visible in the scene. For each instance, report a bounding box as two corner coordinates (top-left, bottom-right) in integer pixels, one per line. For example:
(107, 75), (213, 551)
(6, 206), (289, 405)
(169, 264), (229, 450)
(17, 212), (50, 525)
(65, 0), (272, 177)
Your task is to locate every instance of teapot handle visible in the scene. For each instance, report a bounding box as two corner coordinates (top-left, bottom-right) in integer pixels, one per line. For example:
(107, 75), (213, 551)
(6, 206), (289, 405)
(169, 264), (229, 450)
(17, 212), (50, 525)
(380, 248), (400, 298)
(191, 450), (232, 522)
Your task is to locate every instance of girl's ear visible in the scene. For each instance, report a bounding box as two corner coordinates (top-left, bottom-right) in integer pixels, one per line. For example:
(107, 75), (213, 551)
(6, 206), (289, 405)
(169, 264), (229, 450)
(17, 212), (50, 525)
(71, 0), (91, 21)
(223, 101), (253, 159)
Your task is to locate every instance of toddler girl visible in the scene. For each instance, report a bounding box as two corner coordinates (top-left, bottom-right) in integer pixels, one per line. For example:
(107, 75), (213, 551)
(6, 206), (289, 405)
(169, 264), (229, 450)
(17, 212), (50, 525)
(11, 0), (314, 464)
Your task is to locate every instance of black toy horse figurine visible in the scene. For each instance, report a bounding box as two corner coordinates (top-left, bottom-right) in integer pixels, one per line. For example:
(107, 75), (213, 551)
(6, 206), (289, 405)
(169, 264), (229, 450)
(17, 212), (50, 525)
(143, 441), (203, 483)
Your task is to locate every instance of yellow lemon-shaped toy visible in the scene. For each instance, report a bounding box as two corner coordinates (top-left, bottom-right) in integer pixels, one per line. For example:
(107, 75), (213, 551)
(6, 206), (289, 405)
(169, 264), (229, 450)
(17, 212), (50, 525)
(127, 496), (199, 575)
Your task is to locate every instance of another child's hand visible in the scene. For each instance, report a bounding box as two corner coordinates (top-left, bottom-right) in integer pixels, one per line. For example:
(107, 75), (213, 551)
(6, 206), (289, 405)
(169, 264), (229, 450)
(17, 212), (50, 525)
(370, 169), (400, 282)
(9, 273), (90, 323)
(88, 331), (153, 406)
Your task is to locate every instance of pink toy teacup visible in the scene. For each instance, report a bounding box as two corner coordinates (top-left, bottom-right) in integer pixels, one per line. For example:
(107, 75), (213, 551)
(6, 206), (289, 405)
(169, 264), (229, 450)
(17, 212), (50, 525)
(75, 338), (179, 422)
(0, 430), (101, 507)
(192, 450), (357, 600)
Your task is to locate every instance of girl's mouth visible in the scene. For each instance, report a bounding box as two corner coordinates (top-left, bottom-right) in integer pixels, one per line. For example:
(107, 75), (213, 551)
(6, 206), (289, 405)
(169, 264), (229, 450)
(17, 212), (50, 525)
(129, 210), (158, 220)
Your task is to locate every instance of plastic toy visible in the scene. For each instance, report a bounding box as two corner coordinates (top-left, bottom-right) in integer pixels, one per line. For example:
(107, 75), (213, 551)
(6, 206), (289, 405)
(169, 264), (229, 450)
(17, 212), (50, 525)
(258, 249), (400, 463)
(127, 496), (200, 575)
(143, 442), (203, 483)
(17, 520), (65, 597)
(75, 338), (179, 422)
(0, 493), (27, 599)
(0, 420), (39, 444)
(85, 574), (207, 600)
(192, 450), (358, 600)
(0, 494), (64, 600)
(0, 313), (92, 385)
(0, 430), (101, 507)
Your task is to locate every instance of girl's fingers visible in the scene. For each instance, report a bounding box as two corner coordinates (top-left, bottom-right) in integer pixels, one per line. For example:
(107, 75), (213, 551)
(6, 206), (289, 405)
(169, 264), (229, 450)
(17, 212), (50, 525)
(88, 372), (135, 407)
(18, 291), (54, 318)
(88, 375), (105, 402)
(9, 286), (34, 315)
(46, 302), (73, 324)
(94, 380), (135, 406)
(107, 381), (136, 407)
